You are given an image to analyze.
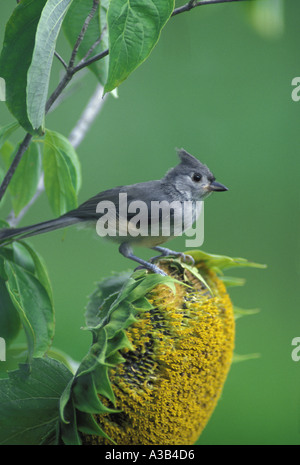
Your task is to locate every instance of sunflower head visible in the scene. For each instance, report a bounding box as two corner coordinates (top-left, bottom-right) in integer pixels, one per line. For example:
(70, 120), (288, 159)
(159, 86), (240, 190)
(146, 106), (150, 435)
(59, 251), (264, 445)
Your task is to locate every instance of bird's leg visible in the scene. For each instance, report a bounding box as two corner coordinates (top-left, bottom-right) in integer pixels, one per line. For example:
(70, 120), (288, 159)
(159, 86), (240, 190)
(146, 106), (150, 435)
(150, 246), (195, 266)
(119, 243), (167, 276)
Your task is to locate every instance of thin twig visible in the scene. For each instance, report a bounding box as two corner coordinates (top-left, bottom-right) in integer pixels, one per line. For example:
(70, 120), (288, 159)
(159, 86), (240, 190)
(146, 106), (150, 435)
(172, 0), (248, 16)
(54, 51), (68, 69)
(68, 0), (100, 68)
(77, 24), (108, 68)
(0, 133), (32, 201)
(73, 48), (109, 73)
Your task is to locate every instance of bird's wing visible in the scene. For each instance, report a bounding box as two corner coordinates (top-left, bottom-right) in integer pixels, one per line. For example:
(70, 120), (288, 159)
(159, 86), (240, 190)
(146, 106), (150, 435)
(66, 181), (165, 222)
(66, 187), (124, 221)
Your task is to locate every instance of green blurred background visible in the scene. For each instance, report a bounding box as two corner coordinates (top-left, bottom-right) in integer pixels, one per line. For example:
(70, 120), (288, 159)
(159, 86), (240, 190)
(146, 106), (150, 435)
(1, 0), (299, 445)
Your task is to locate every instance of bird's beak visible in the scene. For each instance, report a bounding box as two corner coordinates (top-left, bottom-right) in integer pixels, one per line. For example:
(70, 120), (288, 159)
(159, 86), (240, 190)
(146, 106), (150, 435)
(209, 181), (228, 192)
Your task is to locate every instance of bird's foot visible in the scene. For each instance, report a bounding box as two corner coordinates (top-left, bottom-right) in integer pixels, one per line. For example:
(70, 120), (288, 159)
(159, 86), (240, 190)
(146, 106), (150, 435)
(134, 263), (167, 276)
(150, 246), (195, 266)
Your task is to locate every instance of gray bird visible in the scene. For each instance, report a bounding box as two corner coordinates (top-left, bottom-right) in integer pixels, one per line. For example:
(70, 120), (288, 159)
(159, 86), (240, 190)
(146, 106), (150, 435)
(0, 148), (228, 275)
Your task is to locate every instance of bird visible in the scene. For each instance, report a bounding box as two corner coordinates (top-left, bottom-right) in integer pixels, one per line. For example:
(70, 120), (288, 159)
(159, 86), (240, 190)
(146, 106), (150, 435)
(0, 148), (228, 276)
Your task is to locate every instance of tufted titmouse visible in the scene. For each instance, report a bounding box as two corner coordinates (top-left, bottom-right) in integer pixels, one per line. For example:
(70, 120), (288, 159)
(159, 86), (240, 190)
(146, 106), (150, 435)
(0, 148), (227, 275)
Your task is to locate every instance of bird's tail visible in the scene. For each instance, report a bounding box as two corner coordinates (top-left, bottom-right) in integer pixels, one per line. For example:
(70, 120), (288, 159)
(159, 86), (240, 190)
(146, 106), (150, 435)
(0, 216), (80, 245)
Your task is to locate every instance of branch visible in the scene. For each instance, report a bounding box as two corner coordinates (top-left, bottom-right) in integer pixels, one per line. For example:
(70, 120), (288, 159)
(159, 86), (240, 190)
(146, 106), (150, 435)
(0, 134), (32, 201)
(54, 51), (67, 69)
(76, 24), (108, 68)
(73, 48), (109, 74)
(172, 0), (249, 16)
(68, 0), (100, 68)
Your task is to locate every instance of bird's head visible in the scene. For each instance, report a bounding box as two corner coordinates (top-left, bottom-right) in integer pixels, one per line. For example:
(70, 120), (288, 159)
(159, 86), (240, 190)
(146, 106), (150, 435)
(163, 148), (228, 201)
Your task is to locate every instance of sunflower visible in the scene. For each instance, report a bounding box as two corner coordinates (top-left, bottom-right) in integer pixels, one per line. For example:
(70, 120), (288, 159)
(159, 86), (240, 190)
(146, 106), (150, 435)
(64, 251), (264, 445)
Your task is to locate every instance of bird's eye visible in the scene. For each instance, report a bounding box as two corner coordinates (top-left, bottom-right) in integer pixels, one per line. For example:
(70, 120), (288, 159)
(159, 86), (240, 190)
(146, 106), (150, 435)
(192, 173), (202, 183)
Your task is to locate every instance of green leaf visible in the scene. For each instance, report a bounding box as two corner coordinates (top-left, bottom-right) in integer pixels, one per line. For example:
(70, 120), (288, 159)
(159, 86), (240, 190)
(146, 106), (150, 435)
(4, 260), (55, 359)
(59, 394), (81, 445)
(0, 0), (48, 134)
(108, 271), (176, 317)
(63, 0), (109, 85)
(188, 249), (267, 273)
(45, 130), (81, 193)
(232, 353), (261, 364)
(59, 378), (74, 424)
(105, 302), (136, 340)
(0, 122), (19, 150)
(43, 129), (80, 216)
(247, 0), (284, 39)
(76, 410), (111, 438)
(0, 219), (10, 229)
(0, 344), (28, 377)
(27, 0), (73, 131)
(16, 241), (54, 307)
(0, 140), (14, 171)
(0, 357), (73, 445)
(72, 372), (117, 414)
(220, 275), (246, 287)
(47, 346), (79, 374)
(12, 242), (36, 274)
(233, 306), (260, 320)
(0, 278), (21, 347)
(0, 141), (15, 208)
(8, 141), (41, 216)
(85, 272), (131, 327)
(104, 0), (174, 93)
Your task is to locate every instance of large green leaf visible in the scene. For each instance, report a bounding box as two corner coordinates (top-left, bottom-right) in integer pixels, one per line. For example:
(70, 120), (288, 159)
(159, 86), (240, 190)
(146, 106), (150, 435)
(0, 0), (47, 134)
(43, 129), (81, 216)
(104, 0), (174, 93)
(0, 122), (19, 150)
(63, 0), (109, 85)
(0, 140), (14, 171)
(4, 260), (55, 359)
(27, 0), (74, 131)
(14, 241), (54, 307)
(0, 141), (14, 208)
(0, 278), (21, 348)
(0, 358), (73, 445)
(8, 141), (41, 216)
(45, 130), (81, 193)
